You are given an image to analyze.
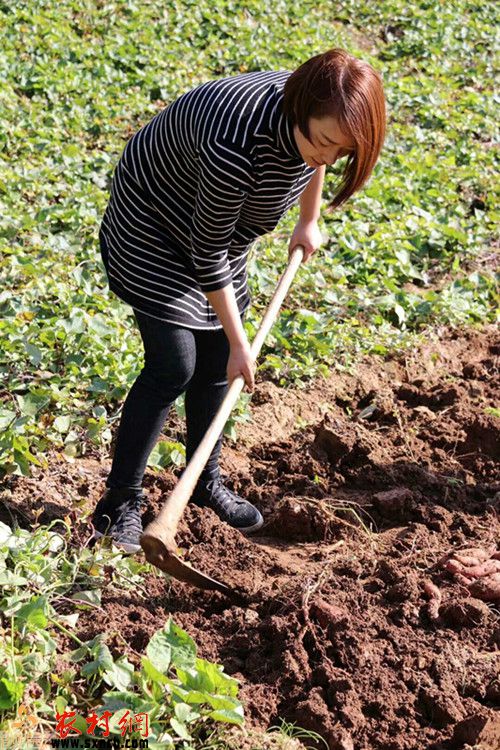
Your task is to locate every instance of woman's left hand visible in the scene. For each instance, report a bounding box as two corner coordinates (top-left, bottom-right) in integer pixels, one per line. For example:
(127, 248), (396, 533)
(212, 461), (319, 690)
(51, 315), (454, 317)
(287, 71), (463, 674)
(288, 219), (323, 263)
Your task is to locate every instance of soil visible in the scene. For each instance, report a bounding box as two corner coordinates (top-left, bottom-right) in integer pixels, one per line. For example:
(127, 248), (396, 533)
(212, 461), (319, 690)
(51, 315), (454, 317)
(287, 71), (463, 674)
(1, 324), (499, 750)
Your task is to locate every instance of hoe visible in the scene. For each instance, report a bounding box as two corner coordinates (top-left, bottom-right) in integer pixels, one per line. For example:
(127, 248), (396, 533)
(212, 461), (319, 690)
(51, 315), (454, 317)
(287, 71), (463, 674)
(140, 245), (305, 600)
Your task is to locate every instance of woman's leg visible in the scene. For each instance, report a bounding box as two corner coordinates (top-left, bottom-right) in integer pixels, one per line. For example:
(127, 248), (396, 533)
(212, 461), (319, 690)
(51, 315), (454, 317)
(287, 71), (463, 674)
(184, 326), (230, 481)
(106, 309), (197, 489)
(184, 323), (264, 532)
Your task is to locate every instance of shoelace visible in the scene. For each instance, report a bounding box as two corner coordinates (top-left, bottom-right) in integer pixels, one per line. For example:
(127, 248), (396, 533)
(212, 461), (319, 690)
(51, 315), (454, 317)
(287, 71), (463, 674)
(113, 495), (144, 532)
(205, 478), (244, 511)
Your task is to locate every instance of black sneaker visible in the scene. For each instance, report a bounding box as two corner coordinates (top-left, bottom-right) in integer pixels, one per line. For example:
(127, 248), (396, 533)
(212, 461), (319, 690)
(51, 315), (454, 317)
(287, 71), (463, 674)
(191, 476), (263, 533)
(90, 487), (145, 553)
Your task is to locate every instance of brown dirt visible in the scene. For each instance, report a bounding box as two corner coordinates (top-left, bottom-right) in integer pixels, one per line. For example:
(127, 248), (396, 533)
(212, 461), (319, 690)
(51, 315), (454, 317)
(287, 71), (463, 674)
(1, 324), (499, 750)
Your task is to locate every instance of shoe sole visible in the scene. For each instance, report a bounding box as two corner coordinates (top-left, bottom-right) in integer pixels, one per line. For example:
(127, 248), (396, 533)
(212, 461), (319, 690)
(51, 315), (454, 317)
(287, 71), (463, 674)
(190, 502), (264, 534)
(190, 496), (265, 534)
(236, 511), (264, 534)
(92, 529), (141, 554)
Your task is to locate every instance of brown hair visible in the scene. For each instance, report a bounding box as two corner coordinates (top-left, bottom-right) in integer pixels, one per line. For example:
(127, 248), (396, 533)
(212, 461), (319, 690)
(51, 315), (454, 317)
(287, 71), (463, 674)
(283, 48), (386, 209)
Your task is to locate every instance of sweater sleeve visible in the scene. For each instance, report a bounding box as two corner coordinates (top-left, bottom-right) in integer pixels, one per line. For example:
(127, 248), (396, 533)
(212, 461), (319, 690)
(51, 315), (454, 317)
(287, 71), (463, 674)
(190, 138), (253, 292)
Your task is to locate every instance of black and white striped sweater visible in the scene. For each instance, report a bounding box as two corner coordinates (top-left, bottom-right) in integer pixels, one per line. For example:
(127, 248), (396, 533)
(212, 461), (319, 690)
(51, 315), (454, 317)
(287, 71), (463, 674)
(99, 69), (316, 329)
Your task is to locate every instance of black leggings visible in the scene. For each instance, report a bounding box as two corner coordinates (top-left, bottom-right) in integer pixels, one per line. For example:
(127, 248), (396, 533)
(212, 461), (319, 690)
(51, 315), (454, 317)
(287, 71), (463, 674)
(106, 308), (233, 490)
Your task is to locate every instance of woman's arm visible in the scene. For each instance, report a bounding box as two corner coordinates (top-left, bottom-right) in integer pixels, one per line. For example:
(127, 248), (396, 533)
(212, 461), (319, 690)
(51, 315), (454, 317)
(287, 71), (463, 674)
(205, 286), (247, 349)
(288, 165), (325, 261)
(205, 285), (255, 391)
(204, 167), (327, 388)
(299, 164), (326, 223)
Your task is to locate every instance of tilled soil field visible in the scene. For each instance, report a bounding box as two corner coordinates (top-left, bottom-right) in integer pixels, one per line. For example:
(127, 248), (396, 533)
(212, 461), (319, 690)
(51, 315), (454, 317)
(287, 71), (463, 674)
(2, 325), (499, 750)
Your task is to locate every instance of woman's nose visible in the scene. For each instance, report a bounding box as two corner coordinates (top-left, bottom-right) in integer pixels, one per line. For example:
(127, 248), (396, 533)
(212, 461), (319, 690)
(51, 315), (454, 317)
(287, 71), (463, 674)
(324, 145), (350, 166)
(322, 147), (341, 165)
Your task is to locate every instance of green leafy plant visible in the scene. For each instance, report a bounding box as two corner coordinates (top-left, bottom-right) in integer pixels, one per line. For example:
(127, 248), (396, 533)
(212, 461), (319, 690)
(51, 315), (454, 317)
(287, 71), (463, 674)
(484, 407), (500, 419)
(0, 518), (243, 747)
(70, 619), (243, 746)
(2, 0), (498, 476)
(3, 5), (498, 747)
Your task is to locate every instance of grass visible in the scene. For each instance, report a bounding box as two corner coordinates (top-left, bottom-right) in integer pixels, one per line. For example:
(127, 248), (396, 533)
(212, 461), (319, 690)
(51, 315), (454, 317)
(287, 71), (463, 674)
(1, 0), (498, 478)
(0, 0), (498, 747)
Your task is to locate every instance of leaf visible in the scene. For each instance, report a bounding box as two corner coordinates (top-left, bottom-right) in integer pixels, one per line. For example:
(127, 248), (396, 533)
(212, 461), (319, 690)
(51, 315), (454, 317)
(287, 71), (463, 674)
(147, 441), (185, 470)
(170, 685), (210, 705)
(20, 651), (51, 680)
(57, 613), (79, 629)
(2, 593), (33, 618)
(69, 589), (102, 607)
(16, 596), (48, 628)
(141, 657), (169, 686)
(47, 533), (65, 552)
(100, 692), (155, 720)
(53, 415), (71, 433)
(170, 718), (191, 741)
(103, 657), (135, 691)
(176, 659), (238, 697)
(37, 629), (57, 657)
(98, 692), (138, 712)
(0, 570), (28, 586)
(0, 677), (24, 709)
(87, 315), (114, 336)
(203, 694), (244, 713)
(24, 342), (42, 366)
(54, 695), (68, 716)
(208, 706), (244, 724)
(174, 702), (199, 723)
(0, 410), (17, 430)
(145, 618), (196, 674)
(163, 618), (197, 669)
(0, 523), (11, 545)
(79, 636), (114, 677)
(71, 713), (89, 736)
(63, 442), (79, 458)
(394, 249), (411, 267)
(90, 639), (114, 669)
(16, 392), (51, 416)
(145, 632), (172, 675)
(394, 304), (406, 324)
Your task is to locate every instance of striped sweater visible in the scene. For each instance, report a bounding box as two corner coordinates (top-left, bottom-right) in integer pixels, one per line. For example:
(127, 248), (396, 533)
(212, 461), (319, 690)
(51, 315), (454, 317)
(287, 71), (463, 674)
(99, 69), (316, 329)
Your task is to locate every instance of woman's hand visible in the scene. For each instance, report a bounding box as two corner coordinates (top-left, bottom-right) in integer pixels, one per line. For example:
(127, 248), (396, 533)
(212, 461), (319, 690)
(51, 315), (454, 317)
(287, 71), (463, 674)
(288, 219), (323, 262)
(227, 342), (255, 392)
(204, 285), (255, 391)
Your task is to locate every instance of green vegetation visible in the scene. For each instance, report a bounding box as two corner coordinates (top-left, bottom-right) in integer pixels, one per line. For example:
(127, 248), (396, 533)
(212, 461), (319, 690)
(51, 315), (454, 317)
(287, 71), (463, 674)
(0, 519), (244, 747)
(1, 0), (498, 477)
(0, 1), (498, 745)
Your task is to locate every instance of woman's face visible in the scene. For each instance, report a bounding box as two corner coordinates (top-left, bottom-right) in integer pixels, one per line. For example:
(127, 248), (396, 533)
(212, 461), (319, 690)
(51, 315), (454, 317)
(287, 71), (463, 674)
(293, 116), (356, 168)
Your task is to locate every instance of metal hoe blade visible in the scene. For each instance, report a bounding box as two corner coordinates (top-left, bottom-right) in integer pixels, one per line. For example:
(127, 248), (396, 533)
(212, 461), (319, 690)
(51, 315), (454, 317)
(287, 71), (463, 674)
(140, 532), (248, 604)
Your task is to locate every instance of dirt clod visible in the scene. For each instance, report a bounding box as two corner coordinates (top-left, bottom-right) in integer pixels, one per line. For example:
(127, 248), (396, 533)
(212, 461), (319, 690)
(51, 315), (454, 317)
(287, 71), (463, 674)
(450, 711), (500, 749)
(373, 487), (415, 520)
(440, 598), (491, 628)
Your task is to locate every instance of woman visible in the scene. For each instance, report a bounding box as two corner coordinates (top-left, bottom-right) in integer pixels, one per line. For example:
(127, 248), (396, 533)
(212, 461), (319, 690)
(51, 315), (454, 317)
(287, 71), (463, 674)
(91, 48), (386, 553)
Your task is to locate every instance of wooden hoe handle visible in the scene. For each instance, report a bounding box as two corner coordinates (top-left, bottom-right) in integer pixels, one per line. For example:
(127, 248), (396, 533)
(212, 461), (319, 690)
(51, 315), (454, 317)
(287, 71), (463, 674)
(140, 245), (305, 563)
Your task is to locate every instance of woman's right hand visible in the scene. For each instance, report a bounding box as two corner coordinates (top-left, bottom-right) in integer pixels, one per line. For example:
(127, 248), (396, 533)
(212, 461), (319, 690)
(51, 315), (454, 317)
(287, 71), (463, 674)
(227, 342), (255, 392)
(203, 285), (255, 390)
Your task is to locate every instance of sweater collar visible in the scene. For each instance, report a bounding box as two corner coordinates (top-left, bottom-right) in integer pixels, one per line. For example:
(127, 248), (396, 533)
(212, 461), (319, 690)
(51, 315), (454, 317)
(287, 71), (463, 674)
(273, 90), (303, 161)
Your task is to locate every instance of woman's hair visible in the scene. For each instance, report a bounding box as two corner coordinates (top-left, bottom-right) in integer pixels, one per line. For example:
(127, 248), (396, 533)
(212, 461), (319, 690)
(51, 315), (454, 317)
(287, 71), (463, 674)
(283, 48), (386, 209)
